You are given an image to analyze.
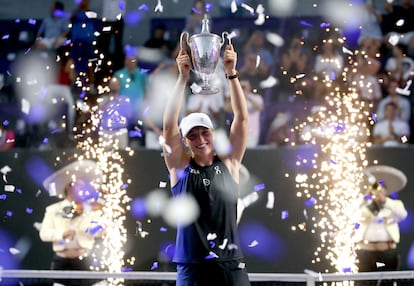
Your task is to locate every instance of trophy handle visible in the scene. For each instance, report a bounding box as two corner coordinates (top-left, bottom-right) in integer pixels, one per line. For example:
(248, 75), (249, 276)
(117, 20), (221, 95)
(180, 32), (190, 50)
(221, 31), (232, 46)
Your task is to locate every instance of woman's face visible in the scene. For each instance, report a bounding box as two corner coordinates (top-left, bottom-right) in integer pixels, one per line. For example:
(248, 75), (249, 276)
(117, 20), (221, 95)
(184, 126), (214, 155)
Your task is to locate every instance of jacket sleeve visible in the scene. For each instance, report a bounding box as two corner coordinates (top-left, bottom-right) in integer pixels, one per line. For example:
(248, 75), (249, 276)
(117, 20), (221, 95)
(383, 198), (408, 223)
(39, 205), (65, 243)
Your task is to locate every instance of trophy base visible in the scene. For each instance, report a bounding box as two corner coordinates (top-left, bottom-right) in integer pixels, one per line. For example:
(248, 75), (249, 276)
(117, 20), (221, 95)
(195, 86), (220, 95)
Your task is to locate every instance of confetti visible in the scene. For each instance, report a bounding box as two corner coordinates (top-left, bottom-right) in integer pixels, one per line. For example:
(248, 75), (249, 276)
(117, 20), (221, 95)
(9, 248), (20, 255)
(388, 34), (400, 46)
(266, 191), (275, 209)
(150, 261), (158, 270)
(304, 197), (316, 207)
(205, 251), (218, 259)
(154, 0), (164, 13)
(259, 76), (278, 89)
(342, 46), (353, 55)
(207, 233), (217, 240)
(85, 11), (98, 18)
(248, 240), (259, 247)
(231, 0), (238, 13)
(190, 82), (202, 94)
(376, 262), (385, 268)
(255, 55), (261, 68)
(4, 185), (15, 192)
(281, 210), (289, 220)
(266, 32), (284, 47)
(218, 238), (228, 249)
(396, 19), (404, 27)
(396, 79), (412, 96)
(241, 3), (254, 15)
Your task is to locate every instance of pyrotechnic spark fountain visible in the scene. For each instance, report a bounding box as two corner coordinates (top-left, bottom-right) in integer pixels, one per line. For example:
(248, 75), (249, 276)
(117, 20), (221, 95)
(72, 96), (135, 285)
(290, 28), (374, 275)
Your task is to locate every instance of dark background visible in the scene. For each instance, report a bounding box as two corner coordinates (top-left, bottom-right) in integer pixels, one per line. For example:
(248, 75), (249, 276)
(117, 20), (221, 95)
(0, 146), (413, 274)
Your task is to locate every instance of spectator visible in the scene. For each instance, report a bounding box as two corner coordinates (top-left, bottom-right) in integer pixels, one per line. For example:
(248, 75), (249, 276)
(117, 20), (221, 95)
(97, 0), (126, 77)
(384, 43), (414, 82)
(239, 52), (270, 96)
(381, 0), (414, 47)
(0, 120), (15, 151)
(279, 35), (309, 100)
(372, 102), (410, 146)
(265, 112), (294, 146)
(185, 0), (209, 35)
(70, 0), (98, 90)
(353, 52), (382, 110)
(240, 78), (264, 147)
(357, 0), (383, 52)
(143, 59), (178, 149)
(312, 36), (344, 101)
(242, 29), (274, 70)
(143, 23), (172, 56)
(114, 49), (149, 146)
(375, 80), (411, 122)
(98, 76), (130, 149)
(34, 1), (70, 51)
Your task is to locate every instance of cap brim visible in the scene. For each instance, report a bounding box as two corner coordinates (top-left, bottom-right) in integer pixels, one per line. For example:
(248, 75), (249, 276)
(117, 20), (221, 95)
(42, 159), (101, 197)
(365, 165), (407, 193)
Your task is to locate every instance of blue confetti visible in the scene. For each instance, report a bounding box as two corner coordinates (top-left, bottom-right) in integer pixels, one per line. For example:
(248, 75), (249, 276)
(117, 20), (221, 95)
(0, 194), (7, 200)
(390, 192), (398, 199)
(209, 241), (215, 248)
(281, 210), (289, 220)
(89, 225), (103, 235)
(254, 183), (265, 192)
(371, 112), (377, 122)
(330, 158), (337, 164)
(6, 211), (13, 217)
(205, 2), (214, 12)
(300, 20), (313, 27)
(204, 252), (217, 260)
(160, 227), (167, 232)
(320, 22), (330, 28)
(364, 194), (373, 200)
(118, 0), (126, 11)
(342, 267), (351, 273)
(2, 34), (10, 40)
(129, 130), (142, 138)
(138, 4), (149, 11)
(121, 268), (133, 272)
(304, 197), (317, 207)
(28, 18), (36, 25)
(16, 189), (22, 194)
(354, 223), (360, 229)
(150, 261), (158, 270)
(43, 138), (49, 144)
(26, 208), (33, 214)
(192, 7), (202, 14)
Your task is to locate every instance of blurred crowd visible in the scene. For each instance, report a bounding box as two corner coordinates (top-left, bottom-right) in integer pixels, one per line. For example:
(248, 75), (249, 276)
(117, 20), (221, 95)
(0, 0), (414, 150)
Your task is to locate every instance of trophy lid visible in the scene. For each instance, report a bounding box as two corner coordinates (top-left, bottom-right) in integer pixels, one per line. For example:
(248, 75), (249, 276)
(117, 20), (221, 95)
(201, 14), (210, 34)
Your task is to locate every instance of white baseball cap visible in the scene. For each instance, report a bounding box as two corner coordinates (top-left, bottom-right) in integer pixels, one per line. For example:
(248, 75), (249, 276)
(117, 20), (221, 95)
(179, 112), (214, 138)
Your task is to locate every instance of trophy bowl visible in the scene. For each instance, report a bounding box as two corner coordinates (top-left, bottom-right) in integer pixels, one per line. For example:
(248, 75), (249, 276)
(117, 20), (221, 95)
(180, 15), (231, 95)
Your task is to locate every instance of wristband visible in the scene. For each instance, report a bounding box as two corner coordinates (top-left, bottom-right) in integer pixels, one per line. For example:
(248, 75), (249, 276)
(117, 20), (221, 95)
(225, 72), (239, 80)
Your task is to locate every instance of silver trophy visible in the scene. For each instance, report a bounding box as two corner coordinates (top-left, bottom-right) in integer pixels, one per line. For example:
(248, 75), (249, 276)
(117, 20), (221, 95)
(180, 15), (231, 95)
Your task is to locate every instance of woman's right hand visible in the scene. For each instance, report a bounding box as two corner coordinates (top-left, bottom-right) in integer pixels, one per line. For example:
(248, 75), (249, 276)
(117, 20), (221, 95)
(176, 49), (191, 78)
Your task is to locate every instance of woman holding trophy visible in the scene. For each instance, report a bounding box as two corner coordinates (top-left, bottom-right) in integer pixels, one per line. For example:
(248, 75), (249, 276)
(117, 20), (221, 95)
(162, 34), (251, 286)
